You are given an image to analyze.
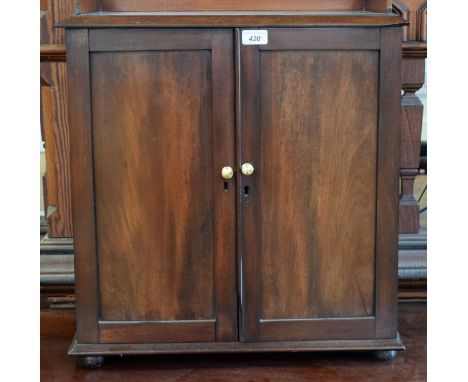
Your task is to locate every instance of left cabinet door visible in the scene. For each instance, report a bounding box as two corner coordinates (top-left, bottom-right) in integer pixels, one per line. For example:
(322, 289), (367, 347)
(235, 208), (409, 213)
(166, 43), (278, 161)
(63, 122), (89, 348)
(67, 28), (237, 344)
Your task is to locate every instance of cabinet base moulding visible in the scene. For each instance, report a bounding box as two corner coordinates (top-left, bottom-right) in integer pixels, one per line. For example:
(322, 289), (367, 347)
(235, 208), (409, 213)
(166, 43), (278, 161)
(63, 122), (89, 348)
(68, 333), (405, 356)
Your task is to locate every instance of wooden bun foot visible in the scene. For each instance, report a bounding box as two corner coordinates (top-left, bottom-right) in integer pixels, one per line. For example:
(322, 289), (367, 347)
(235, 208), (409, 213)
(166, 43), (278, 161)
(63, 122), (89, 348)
(374, 350), (398, 361)
(77, 356), (105, 368)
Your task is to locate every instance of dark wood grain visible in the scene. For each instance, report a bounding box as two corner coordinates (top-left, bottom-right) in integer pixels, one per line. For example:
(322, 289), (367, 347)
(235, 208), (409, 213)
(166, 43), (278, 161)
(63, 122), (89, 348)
(89, 28), (215, 51)
(59, 13), (406, 28)
(99, 320), (215, 344)
(258, 49), (378, 321)
(239, 35), (261, 342)
(261, 27), (380, 50)
(62, 15), (403, 357)
(399, 113), (422, 233)
(40, 44), (66, 61)
(259, 318), (376, 341)
(101, 0), (367, 12)
(240, 28), (385, 342)
(93, 50), (215, 323)
(70, 333), (403, 355)
(399, 56), (425, 233)
(401, 57), (425, 91)
(375, 27), (401, 338)
(366, 0), (392, 12)
(77, 0), (101, 14)
(210, 30), (238, 342)
(89, 29), (237, 342)
(41, 61), (73, 238)
(42, 302), (426, 381)
(392, 0), (427, 41)
(395, 1), (427, 235)
(41, 0), (76, 45)
(41, 0), (76, 240)
(39, 0), (101, 45)
(66, 29), (99, 343)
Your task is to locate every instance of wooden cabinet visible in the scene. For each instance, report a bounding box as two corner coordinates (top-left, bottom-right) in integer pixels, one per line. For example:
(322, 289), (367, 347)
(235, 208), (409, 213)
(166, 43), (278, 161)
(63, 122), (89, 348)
(62, 3), (405, 367)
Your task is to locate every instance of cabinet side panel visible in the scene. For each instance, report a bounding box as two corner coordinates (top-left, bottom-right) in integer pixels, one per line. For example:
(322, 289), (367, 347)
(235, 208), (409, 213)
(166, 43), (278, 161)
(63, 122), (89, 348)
(66, 28), (100, 342)
(259, 50), (379, 319)
(375, 27), (401, 338)
(92, 51), (215, 322)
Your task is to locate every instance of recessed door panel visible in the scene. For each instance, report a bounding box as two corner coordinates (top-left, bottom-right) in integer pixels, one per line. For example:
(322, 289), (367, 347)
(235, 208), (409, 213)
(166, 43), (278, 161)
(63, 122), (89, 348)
(259, 50), (378, 320)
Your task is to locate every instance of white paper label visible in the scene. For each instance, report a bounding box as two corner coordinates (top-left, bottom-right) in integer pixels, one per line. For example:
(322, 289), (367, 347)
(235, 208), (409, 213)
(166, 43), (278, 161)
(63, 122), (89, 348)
(242, 30), (268, 45)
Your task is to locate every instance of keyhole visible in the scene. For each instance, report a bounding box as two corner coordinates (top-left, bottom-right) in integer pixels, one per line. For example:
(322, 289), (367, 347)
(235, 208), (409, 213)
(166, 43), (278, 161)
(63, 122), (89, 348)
(244, 186), (250, 196)
(224, 182), (229, 192)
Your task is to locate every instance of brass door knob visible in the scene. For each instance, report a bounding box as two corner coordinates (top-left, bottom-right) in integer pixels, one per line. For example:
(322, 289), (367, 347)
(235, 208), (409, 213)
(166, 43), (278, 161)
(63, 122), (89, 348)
(221, 166), (234, 179)
(241, 163), (255, 176)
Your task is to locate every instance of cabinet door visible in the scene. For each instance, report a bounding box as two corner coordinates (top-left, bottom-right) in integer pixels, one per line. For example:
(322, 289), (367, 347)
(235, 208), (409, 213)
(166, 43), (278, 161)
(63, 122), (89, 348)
(239, 28), (401, 342)
(67, 28), (237, 344)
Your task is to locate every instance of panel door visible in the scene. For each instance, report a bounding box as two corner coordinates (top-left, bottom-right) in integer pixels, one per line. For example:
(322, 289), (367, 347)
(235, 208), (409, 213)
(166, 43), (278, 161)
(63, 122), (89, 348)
(239, 28), (401, 342)
(67, 28), (237, 344)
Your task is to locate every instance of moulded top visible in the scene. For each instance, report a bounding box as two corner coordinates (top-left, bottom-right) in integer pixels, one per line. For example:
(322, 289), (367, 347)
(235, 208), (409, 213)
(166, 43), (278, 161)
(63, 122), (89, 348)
(60, 0), (406, 28)
(76, 0), (394, 14)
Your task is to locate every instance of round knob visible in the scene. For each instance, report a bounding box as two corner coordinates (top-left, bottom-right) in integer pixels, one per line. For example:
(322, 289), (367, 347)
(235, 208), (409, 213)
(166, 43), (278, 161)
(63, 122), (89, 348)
(221, 166), (234, 180)
(241, 163), (255, 176)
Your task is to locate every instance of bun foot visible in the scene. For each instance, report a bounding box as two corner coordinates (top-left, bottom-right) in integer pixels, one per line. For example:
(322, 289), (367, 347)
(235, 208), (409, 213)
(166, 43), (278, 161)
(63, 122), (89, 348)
(374, 350), (398, 361)
(77, 356), (105, 368)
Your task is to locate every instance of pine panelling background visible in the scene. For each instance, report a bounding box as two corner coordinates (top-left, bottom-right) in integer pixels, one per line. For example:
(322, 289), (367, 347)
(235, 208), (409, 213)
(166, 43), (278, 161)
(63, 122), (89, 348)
(393, 0), (427, 42)
(393, 0), (427, 234)
(40, 0), (75, 237)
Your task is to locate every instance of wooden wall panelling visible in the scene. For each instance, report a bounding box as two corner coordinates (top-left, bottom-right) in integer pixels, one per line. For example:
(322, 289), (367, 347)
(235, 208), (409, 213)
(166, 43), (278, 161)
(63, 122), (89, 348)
(40, 61), (73, 238)
(41, 0), (78, 45)
(41, 0), (76, 238)
(393, 0), (426, 234)
(416, 3), (426, 42)
(392, 0), (427, 41)
(399, 56), (425, 233)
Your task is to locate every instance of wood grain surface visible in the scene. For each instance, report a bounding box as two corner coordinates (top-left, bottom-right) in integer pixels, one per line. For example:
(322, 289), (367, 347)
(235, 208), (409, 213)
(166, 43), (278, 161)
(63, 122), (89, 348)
(58, 13), (406, 28)
(239, 27), (402, 342)
(84, 28), (237, 342)
(41, 0), (76, 45)
(374, 27), (401, 338)
(101, 0), (366, 12)
(92, 50), (215, 322)
(64, 22), (402, 349)
(66, 29), (99, 342)
(41, 61), (73, 238)
(41, 0), (76, 238)
(259, 50), (378, 320)
(41, 302), (426, 381)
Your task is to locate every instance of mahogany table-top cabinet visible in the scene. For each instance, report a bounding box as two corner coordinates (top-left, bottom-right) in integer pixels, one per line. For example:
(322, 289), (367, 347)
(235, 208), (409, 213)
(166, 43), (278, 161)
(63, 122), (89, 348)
(61, 0), (406, 367)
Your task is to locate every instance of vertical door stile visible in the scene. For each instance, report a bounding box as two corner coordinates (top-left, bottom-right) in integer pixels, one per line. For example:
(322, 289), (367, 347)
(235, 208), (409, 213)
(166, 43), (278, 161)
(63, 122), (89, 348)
(239, 28), (262, 342)
(211, 29), (238, 342)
